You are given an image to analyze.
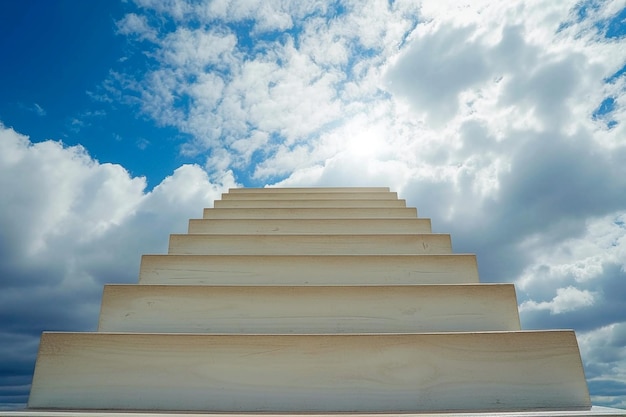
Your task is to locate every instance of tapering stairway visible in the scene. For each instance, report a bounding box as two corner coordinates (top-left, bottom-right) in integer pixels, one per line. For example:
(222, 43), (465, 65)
(16, 187), (626, 416)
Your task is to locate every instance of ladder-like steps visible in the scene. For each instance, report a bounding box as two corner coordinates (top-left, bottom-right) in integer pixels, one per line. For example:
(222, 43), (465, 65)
(188, 218), (432, 234)
(25, 186), (600, 415)
(138, 254), (480, 285)
(29, 331), (590, 412)
(98, 284), (521, 333)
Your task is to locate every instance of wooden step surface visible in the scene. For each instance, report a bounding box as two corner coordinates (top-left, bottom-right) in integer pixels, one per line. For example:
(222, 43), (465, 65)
(203, 207), (418, 219)
(139, 254), (479, 285)
(188, 218), (432, 234)
(221, 191), (398, 200)
(98, 284), (520, 333)
(29, 331), (590, 412)
(228, 187), (390, 193)
(168, 234), (452, 255)
(213, 199), (407, 208)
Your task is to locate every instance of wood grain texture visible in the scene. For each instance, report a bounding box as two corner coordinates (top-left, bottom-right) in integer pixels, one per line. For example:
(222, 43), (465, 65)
(202, 207), (418, 219)
(213, 199), (407, 208)
(97, 284), (521, 333)
(138, 254), (480, 285)
(167, 234), (452, 255)
(221, 191), (398, 200)
(29, 332), (590, 412)
(188, 218), (432, 234)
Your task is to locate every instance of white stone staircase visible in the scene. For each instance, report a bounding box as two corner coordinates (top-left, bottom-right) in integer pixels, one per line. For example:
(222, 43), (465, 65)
(11, 187), (625, 416)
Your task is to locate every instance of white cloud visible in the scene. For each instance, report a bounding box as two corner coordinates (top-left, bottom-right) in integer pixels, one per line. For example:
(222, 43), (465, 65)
(159, 27), (238, 70)
(32, 103), (46, 116)
(0, 123), (234, 406)
(18, 103), (47, 117)
(0, 127), (142, 256)
(133, 0), (193, 21)
(0, 121), (235, 284)
(520, 286), (597, 314)
(116, 13), (158, 42)
(517, 213), (626, 291)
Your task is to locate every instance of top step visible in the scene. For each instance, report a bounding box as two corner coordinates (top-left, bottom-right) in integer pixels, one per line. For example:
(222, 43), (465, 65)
(228, 187), (390, 193)
(222, 192), (398, 200)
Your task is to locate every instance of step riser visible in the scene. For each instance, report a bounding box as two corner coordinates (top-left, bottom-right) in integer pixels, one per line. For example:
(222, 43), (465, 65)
(98, 284), (521, 333)
(168, 234), (452, 255)
(188, 218), (432, 234)
(228, 187), (390, 193)
(213, 200), (407, 208)
(139, 255), (480, 285)
(29, 332), (590, 412)
(221, 192), (398, 200)
(203, 207), (418, 219)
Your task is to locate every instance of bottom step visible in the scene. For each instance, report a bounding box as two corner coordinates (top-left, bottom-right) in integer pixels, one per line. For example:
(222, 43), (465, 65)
(29, 332), (589, 412)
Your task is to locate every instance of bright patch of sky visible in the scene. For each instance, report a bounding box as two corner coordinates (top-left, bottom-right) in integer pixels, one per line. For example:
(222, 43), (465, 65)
(1, 0), (626, 411)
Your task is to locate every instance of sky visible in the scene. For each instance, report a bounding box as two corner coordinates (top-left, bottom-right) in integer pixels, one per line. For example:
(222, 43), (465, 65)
(0, 0), (625, 410)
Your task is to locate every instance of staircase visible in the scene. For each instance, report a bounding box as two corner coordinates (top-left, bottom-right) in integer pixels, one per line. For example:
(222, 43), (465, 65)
(20, 187), (625, 416)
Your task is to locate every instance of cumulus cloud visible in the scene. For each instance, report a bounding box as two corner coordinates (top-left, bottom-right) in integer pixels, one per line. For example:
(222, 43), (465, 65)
(0, 123), (233, 408)
(520, 286), (597, 315)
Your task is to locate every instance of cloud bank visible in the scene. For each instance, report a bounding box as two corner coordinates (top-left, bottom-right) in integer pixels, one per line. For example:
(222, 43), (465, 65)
(0, 124), (234, 408)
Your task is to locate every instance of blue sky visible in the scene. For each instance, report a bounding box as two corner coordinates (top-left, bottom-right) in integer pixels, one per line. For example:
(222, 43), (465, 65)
(1, 0), (626, 411)
(0, 0), (193, 187)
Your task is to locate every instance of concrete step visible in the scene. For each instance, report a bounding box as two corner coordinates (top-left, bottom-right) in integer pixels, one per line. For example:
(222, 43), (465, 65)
(228, 187), (390, 193)
(221, 191), (398, 200)
(167, 234), (452, 255)
(213, 199), (407, 208)
(97, 284), (521, 333)
(139, 254), (479, 285)
(29, 331), (590, 412)
(203, 207), (418, 219)
(188, 218), (432, 234)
